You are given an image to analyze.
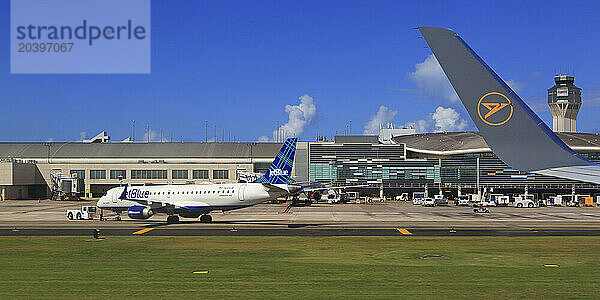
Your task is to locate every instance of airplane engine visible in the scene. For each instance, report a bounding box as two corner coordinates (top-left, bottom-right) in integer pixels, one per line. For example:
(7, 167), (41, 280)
(127, 205), (154, 219)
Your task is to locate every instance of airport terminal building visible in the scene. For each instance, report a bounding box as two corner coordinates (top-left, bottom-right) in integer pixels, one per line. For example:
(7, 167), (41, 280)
(1, 131), (600, 200)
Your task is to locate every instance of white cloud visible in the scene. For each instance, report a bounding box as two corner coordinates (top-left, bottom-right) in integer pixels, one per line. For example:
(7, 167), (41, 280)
(409, 54), (459, 103)
(79, 131), (87, 141)
(410, 55), (527, 104)
(363, 105), (398, 135)
(406, 106), (468, 133)
(143, 129), (168, 142)
(260, 94), (317, 141)
(432, 106), (467, 131)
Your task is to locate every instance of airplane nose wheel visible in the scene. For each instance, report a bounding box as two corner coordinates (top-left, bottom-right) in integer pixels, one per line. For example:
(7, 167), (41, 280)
(166, 215), (179, 224)
(200, 214), (212, 223)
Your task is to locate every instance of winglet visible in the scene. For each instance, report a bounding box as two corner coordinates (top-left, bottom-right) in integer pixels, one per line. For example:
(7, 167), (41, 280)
(417, 27), (594, 172)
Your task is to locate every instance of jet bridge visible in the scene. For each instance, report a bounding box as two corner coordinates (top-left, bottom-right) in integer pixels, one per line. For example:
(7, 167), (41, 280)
(50, 171), (84, 200)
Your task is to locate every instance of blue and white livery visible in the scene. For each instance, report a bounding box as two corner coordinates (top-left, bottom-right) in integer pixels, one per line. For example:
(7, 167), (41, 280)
(97, 138), (300, 223)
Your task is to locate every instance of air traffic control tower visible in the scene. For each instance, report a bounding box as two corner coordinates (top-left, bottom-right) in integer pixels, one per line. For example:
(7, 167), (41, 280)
(548, 75), (582, 133)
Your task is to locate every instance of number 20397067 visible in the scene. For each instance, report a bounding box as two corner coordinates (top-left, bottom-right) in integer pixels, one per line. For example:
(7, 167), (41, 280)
(18, 42), (74, 53)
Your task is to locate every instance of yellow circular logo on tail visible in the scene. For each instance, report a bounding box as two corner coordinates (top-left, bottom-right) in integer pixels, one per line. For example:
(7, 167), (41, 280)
(477, 92), (513, 126)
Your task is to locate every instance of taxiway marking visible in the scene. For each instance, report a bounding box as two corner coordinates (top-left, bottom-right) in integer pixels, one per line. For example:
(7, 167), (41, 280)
(132, 228), (154, 235)
(396, 228), (412, 235)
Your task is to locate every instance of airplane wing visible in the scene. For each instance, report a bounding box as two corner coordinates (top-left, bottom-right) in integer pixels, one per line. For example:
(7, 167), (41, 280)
(418, 27), (600, 184)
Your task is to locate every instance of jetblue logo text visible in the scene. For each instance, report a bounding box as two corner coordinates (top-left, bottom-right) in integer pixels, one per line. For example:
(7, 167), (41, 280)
(16, 20), (146, 46)
(127, 189), (150, 199)
(269, 169), (289, 176)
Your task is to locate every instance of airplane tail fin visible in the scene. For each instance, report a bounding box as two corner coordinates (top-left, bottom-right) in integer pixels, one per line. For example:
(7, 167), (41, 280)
(254, 138), (297, 184)
(417, 27), (595, 173)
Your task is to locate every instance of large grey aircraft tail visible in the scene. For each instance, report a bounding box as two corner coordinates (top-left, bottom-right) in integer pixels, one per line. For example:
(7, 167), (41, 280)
(418, 27), (600, 184)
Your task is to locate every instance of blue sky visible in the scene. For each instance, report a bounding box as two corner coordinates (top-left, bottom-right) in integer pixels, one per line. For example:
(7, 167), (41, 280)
(3, 0), (600, 142)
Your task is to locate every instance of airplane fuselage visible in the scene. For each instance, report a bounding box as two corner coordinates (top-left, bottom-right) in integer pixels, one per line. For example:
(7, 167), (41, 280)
(97, 183), (289, 219)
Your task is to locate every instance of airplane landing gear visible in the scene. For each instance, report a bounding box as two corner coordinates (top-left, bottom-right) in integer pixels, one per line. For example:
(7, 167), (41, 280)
(166, 215), (180, 224)
(200, 214), (212, 223)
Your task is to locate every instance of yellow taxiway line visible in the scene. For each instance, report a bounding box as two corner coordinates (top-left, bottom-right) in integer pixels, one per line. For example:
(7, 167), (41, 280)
(396, 228), (412, 235)
(132, 228), (154, 235)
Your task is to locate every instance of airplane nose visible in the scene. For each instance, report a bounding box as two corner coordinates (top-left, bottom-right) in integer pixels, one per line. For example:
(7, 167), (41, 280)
(97, 196), (107, 208)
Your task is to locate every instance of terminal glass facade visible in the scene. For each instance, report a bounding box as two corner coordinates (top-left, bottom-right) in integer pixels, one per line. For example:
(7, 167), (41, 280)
(172, 170), (188, 179)
(213, 170), (229, 179)
(131, 170), (168, 180)
(89, 170), (106, 179)
(192, 169), (209, 179)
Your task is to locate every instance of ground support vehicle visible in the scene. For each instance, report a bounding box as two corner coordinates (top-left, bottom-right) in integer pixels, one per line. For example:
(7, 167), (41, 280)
(66, 206), (97, 220)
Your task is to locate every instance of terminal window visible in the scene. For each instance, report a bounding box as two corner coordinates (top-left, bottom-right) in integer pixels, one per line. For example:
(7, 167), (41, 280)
(90, 170), (106, 179)
(131, 170), (167, 179)
(172, 170), (189, 179)
(213, 169), (229, 179)
(193, 169), (209, 179)
(70, 170), (85, 179)
(110, 170), (127, 180)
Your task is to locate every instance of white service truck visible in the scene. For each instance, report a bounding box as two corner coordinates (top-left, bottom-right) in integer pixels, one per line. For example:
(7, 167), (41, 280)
(66, 206), (97, 220)
(455, 195), (470, 206)
(514, 195), (536, 208)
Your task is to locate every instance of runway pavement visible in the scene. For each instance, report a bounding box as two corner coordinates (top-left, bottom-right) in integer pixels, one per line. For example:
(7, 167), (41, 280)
(2, 200), (600, 236)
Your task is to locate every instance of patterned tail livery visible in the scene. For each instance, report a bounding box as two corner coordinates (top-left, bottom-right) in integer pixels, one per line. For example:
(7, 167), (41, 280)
(254, 138), (297, 184)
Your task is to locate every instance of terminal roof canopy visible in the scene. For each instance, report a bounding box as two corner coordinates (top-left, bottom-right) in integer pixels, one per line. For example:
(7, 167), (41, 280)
(0, 142), (283, 159)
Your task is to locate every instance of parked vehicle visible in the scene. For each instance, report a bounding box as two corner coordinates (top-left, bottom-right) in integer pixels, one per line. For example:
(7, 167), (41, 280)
(395, 193), (409, 201)
(547, 196), (563, 206)
(412, 198), (423, 205)
(434, 195), (448, 206)
(472, 204), (489, 213)
(481, 200), (496, 207)
(490, 194), (510, 206)
(346, 192), (359, 202)
(558, 195), (590, 207)
(514, 194), (536, 208)
(66, 206), (97, 220)
(455, 195), (470, 206)
(422, 198), (436, 207)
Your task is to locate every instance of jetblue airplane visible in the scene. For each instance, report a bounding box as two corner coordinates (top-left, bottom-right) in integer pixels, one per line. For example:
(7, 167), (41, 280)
(97, 138), (301, 223)
(418, 27), (600, 184)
